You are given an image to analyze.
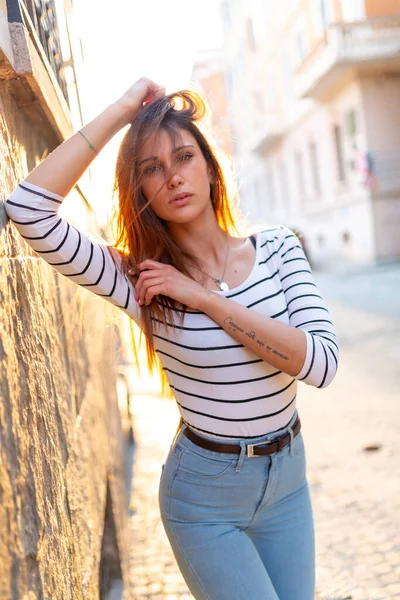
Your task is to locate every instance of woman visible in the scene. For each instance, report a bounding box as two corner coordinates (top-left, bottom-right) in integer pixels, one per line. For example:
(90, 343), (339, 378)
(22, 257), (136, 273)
(4, 77), (339, 600)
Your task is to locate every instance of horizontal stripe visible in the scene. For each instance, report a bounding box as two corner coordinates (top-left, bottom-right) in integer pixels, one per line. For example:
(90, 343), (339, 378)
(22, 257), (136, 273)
(83, 252), (109, 286)
(286, 293), (323, 307)
(260, 236), (278, 248)
(289, 305), (330, 319)
(21, 218), (62, 240)
(247, 288), (283, 309)
(35, 223), (71, 254)
(19, 183), (62, 203)
(258, 240), (284, 265)
(152, 317), (221, 331)
(226, 271), (280, 299)
(179, 394), (297, 425)
(282, 257), (308, 266)
(154, 334), (244, 351)
(8, 214), (55, 226)
(4, 199), (55, 213)
(49, 228), (82, 266)
(156, 349), (264, 369)
(97, 267), (118, 297)
(62, 242), (95, 277)
(170, 378), (295, 403)
(284, 281), (317, 293)
(163, 366), (281, 385)
(280, 269), (312, 282)
(296, 318), (333, 327)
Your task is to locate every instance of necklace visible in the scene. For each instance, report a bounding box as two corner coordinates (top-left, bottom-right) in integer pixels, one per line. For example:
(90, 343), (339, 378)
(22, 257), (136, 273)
(192, 234), (230, 291)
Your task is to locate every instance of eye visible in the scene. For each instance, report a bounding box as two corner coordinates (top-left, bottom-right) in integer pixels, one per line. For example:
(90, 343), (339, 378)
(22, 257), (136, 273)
(143, 163), (162, 176)
(177, 152), (193, 162)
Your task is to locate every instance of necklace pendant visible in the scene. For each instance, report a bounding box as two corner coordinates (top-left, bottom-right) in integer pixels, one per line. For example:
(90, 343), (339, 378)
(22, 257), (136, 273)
(219, 281), (229, 291)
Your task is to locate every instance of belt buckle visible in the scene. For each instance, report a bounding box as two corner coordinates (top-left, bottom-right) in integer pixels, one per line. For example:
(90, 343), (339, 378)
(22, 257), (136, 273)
(246, 439), (272, 458)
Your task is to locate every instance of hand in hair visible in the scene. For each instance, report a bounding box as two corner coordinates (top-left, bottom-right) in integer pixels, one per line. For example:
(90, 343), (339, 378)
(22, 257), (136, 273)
(130, 260), (212, 311)
(116, 77), (166, 122)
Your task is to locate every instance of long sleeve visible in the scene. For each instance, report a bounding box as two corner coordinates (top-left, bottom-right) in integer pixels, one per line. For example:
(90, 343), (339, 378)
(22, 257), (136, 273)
(276, 225), (339, 388)
(4, 180), (140, 323)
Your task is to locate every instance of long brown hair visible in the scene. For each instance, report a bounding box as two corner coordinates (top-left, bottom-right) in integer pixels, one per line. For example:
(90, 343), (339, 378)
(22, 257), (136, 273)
(108, 90), (243, 396)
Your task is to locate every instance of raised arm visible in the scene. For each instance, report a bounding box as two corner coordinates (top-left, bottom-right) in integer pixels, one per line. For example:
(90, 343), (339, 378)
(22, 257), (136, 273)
(22, 77), (166, 196)
(3, 78), (166, 320)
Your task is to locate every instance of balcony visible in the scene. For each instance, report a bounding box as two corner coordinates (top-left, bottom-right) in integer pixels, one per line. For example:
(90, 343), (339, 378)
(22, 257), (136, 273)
(21, 0), (69, 105)
(1, 0), (75, 141)
(250, 114), (284, 155)
(296, 17), (400, 101)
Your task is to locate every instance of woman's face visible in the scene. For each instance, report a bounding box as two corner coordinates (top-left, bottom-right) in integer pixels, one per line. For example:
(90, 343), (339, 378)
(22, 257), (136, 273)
(137, 128), (214, 225)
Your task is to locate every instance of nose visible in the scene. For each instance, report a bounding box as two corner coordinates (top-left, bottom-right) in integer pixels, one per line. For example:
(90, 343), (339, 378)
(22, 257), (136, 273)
(167, 171), (183, 189)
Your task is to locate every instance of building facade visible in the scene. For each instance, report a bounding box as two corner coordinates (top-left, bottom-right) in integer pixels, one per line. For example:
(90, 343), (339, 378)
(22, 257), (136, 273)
(218, 0), (400, 265)
(192, 48), (234, 156)
(0, 1), (131, 598)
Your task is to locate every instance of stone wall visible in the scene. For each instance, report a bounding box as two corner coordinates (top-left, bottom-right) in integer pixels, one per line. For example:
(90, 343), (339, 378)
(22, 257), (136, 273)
(0, 82), (129, 599)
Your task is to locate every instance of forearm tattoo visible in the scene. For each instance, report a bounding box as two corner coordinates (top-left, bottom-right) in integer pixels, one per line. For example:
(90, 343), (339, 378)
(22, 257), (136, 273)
(224, 317), (289, 361)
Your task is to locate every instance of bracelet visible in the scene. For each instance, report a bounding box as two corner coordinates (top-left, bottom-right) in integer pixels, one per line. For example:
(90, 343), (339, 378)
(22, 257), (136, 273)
(78, 130), (99, 155)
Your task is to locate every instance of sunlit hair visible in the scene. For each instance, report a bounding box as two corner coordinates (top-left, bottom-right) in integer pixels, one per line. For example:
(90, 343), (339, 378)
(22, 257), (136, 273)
(108, 90), (243, 398)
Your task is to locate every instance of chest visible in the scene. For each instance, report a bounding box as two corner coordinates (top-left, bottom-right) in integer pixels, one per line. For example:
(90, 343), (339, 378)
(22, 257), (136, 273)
(187, 237), (257, 292)
(153, 257), (289, 362)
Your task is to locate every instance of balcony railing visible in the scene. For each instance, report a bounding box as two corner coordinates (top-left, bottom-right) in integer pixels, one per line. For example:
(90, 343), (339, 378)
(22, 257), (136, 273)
(296, 16), (400, 100)
(19, 0), (69, 106)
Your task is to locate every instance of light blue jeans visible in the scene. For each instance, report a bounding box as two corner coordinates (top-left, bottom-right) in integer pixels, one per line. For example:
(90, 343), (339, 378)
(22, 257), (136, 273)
(158, 410), (315, 600)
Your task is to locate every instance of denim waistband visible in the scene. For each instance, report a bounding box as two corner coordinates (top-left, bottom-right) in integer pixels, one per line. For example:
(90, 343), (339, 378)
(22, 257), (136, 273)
(173, 410), (300, 473)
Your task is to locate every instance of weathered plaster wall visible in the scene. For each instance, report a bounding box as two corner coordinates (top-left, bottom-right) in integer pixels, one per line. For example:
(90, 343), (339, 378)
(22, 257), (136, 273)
(0, 83), (129, 599)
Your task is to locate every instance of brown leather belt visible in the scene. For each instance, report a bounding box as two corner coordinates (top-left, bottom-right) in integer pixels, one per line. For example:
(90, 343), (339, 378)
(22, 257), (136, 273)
(183, 416), (301, 458)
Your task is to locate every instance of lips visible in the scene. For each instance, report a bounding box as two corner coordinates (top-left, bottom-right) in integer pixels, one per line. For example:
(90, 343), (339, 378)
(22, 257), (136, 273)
(169, 192), (193, 204)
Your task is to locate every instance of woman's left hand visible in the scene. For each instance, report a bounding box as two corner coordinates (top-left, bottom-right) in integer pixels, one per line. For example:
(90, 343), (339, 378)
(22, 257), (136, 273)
(129, 259), (211, 311)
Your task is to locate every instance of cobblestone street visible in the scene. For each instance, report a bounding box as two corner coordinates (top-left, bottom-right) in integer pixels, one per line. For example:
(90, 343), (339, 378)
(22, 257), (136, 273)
(124, 264), (400, 600)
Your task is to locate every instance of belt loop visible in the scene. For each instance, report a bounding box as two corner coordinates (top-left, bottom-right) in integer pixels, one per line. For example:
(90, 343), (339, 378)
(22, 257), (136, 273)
(288, 426), (294, 456)
(171, 420), (186, 449)
(235, 441), (246, 472)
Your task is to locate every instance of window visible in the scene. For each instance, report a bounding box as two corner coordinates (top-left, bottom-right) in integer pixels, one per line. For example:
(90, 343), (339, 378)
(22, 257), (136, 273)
(294, 151), (305, 199)
(246, 18), (256, 52)
(345, 108), (357, 137)
(333, 124), (346, 182)
(295, 15), (309, 65)
(319, 0), (329, 31)
(309, 141), (320, 195)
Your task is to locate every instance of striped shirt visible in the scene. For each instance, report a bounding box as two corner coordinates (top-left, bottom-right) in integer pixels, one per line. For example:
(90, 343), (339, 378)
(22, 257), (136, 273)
(4, 180), (339, 440)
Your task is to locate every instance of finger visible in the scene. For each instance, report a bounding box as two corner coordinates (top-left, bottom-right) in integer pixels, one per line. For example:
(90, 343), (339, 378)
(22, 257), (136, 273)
(135, 269), (163, 300)
(137, 274), (164, 305)
(143, 85), (166, 106)
(144, 283), (166, 306)
(140, 280), (165, 306)
(154, 86), (166, 99)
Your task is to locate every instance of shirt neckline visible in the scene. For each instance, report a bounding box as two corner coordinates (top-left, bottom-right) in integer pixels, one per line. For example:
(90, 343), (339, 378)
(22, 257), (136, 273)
(212, 232), (260, 296)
